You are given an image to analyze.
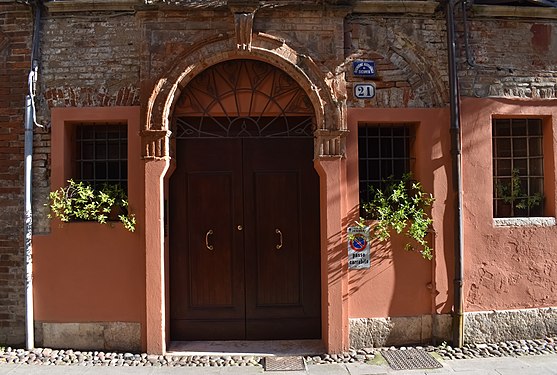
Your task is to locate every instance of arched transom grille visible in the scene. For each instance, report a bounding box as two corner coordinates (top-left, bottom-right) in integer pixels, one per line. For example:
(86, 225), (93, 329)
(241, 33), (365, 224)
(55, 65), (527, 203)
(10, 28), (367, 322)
(174, 59), (314, 138)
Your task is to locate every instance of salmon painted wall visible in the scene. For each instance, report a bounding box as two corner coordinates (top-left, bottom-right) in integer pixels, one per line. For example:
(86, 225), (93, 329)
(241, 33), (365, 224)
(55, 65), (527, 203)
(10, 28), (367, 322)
(461, 98), (557, 311)
(346, 108), (453, 318)
(33, 107), (146, 347)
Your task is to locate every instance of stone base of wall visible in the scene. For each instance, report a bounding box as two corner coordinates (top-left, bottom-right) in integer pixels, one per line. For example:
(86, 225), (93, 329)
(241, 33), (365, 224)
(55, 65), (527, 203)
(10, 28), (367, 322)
(36, 322), (141, 352)
(350, 308), (557, 348)
(464, 307), (557, 343)
(349, 315), (452, 348)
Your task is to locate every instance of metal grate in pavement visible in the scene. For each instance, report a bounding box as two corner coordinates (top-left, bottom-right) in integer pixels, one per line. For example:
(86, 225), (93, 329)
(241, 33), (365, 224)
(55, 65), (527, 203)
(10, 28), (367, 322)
(264, 356), (307, 371)
(381, 348), (443, 370)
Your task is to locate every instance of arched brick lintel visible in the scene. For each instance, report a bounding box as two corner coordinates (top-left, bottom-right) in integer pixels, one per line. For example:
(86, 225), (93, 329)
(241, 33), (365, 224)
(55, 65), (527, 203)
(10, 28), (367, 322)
(142, 33), (347, 159)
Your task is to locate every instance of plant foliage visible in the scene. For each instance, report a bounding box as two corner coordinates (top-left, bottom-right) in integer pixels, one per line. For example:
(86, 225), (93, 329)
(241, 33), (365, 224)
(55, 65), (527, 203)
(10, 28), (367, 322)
(496, 168), (543, 211)
(48, 179), (136, 232)
(360, 173), (434, 260)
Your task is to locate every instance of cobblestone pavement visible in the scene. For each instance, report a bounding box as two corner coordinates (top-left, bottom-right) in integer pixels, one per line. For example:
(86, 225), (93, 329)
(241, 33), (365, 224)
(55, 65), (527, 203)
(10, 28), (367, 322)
(0, 337), (556, 374)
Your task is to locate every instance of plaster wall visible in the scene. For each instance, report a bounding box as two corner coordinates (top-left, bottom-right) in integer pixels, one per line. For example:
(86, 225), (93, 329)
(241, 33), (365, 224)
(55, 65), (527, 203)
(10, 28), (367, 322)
(346, 107), (453, 321)
(461, 97), (557, 312)
(33, 107), (146, 350)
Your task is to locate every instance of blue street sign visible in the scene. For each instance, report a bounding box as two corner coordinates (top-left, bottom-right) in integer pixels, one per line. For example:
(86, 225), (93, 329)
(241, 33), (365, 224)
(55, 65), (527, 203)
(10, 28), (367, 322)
(353, 60), (376, 77)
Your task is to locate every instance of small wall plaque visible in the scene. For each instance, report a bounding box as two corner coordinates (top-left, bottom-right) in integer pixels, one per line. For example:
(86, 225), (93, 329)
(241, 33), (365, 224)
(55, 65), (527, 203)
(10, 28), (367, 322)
(354, 83), (376, 99)
(353, 60), (376, 77)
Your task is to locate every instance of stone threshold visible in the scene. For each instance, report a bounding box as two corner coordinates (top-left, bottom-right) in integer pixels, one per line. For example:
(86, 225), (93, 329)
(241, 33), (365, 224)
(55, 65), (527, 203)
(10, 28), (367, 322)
(167, 339), (325, 357)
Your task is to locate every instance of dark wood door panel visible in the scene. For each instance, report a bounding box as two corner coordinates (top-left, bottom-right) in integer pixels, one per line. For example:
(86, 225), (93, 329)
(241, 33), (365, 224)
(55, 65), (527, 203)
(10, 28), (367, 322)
(253, 171), (302, 307)
(170, 136), (321, 341)
(170, 139), (245, 338)
(243, 138), (321, 338)
(186, 172), (235, 309)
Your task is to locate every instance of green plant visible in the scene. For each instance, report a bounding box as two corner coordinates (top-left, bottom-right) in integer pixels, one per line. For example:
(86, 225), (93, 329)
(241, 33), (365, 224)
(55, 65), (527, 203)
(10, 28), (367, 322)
(48, 179), (136, 232)
(359, 173), (434, 260)
(496, 168), (543, 211)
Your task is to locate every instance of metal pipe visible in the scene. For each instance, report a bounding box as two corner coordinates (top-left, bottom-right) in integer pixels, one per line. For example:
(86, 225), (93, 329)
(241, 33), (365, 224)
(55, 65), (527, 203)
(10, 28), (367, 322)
(24, 0), (43, 351)
(24, 94), (34, 351)
(445, 0), (465, 348)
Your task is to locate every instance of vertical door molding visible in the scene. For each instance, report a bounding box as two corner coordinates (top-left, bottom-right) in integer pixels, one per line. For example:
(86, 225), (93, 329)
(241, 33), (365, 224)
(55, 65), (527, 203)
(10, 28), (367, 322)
(314, 156), (350, 353)
(145, 157), (171, 354)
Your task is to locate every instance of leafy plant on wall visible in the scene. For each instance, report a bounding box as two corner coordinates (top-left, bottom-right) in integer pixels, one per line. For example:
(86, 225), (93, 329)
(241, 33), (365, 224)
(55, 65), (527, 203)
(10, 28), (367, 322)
(48, 179), (136, 232)
(496, 168), (543, 212)
(358, 173), (435, 260)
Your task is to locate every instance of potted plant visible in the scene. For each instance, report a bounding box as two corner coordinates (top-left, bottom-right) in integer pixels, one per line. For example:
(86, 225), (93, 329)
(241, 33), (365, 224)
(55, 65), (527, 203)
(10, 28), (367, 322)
(48, 179), (136, 232)
(357, 173), (435, 260)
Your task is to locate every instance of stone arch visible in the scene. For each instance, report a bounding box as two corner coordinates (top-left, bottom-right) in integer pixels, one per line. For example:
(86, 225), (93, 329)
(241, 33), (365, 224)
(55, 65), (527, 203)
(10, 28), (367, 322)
(143, 33), (347, 159)
(386, 28), (448, 107)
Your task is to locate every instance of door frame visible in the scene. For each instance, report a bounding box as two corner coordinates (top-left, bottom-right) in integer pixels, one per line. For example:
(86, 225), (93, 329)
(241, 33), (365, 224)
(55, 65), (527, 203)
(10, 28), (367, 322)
(142, 40), (349, 354)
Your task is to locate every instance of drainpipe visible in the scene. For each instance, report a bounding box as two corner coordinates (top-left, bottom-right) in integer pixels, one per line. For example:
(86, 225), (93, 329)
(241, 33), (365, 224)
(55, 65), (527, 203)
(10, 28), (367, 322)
(445, 0), (464, 348)
(24, 0), (43, 351)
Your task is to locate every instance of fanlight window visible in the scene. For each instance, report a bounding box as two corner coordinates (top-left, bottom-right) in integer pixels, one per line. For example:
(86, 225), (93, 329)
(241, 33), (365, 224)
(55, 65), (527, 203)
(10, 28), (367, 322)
(174, 59), (314, 138)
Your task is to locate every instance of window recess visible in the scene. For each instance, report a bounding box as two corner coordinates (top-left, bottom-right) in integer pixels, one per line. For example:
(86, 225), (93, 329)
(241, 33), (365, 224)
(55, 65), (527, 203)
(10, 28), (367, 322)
(492, 118), (544, 218)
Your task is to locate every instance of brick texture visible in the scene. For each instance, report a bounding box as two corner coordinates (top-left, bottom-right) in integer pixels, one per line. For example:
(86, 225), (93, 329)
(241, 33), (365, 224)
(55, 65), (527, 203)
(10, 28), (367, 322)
(456, 14), (557, 98)
(0, 3), (32, 346)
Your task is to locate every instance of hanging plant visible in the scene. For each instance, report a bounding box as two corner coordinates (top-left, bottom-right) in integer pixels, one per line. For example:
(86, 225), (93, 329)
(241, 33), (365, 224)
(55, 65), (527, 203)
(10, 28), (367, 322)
(359, 173), (434, 260)
(48, 179), (136, 232)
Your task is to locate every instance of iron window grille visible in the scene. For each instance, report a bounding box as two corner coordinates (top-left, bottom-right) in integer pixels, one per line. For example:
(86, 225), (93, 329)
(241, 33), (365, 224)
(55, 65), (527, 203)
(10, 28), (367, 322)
(358, 124), (414, 210)
(75, 123), (128, 190)
(492, 118), (544, 218)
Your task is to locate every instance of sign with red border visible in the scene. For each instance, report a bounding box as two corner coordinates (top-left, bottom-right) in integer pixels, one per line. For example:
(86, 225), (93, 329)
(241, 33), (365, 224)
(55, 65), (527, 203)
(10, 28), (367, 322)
(347, 226), (371, 269)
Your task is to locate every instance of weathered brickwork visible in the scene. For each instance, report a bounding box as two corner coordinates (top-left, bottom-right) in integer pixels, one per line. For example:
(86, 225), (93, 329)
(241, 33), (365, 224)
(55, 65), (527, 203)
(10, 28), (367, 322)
(345, 14), (449, 108)
(0, 3), (32, 346)
(40, 12), (141, 111)
(457, 13), (557, 98)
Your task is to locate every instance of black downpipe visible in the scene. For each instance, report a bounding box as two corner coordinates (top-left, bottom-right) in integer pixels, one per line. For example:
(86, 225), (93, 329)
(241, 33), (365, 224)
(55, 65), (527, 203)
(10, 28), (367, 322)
(24, 0), (43, 350)
(445, 0), (465, 348)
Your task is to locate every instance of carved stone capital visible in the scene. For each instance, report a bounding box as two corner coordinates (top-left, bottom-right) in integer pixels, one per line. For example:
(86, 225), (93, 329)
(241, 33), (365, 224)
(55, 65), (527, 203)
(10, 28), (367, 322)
(141, 129), (171, 159)
(314, 129), (349, 159)
(234, 12), (255, 51)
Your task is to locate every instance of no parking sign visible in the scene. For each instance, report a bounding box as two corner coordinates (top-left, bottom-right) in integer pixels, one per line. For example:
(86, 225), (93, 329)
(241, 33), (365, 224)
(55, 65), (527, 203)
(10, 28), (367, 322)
(347, 226), (370, 269)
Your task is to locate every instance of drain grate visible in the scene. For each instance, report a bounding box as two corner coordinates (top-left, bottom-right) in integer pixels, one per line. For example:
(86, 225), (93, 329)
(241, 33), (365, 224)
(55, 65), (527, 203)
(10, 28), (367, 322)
(381, 348), (443, 370)
(264, 356), (306, 371)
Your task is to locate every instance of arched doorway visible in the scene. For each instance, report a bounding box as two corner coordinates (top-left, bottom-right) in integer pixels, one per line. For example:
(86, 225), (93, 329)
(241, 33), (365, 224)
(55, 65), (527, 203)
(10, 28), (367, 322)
(169, 59), (321, 340)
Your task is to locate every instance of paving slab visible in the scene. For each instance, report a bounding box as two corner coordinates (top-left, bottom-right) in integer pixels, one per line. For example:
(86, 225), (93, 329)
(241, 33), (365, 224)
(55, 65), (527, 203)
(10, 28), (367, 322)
(306, 364), (350, 374)
(1, 354), (557, 375)
(444, 356), (531, 371)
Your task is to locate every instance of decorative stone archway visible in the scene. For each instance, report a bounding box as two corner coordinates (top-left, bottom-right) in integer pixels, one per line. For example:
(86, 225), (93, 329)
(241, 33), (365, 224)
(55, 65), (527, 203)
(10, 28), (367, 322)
(142, 32), (347, 160)
(142, 32), (349, 354)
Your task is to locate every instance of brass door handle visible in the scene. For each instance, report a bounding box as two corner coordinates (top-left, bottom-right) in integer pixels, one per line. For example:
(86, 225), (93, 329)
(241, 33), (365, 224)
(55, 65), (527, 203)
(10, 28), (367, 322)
(275, 228), (283, 250)
(205, 229), (214, 251)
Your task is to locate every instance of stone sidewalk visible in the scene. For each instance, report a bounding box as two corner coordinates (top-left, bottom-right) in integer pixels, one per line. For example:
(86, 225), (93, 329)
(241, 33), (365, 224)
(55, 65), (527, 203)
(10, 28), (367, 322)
(1, 353), (556, 375)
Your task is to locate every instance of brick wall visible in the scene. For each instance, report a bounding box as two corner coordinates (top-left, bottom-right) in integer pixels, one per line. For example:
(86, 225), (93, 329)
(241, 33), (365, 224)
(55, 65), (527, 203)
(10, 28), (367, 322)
(456, 10), (557, 98)
(345, 13), (449, 108)
(0, 2), (32, 346)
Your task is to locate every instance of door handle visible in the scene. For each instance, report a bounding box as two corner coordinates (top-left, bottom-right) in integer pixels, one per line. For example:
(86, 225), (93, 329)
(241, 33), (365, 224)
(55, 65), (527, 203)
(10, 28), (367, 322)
(205, 229), (214, 251)
(275, 228), (283, 250)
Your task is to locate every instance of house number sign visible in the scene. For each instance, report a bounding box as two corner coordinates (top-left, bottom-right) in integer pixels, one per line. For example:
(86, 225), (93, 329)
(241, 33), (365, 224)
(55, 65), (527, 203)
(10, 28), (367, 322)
(348, 226), (371, 269)
(354, 83), (376, 99)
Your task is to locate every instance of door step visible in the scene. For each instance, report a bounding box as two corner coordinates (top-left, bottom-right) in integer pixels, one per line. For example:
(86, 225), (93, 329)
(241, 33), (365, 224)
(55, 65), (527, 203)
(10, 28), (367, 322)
(167, 339), (324, 357)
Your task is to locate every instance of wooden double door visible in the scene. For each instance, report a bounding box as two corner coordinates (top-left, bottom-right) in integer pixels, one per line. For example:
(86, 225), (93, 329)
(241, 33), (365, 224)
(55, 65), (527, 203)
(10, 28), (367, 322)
(169, 137), (321, 340)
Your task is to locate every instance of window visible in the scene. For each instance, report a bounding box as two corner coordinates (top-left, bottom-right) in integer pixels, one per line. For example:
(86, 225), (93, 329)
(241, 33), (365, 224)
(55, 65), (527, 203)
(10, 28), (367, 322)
(492, 118), (544, 218)
(75, 123), (128, 189)
(358, 124), (413, 208)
